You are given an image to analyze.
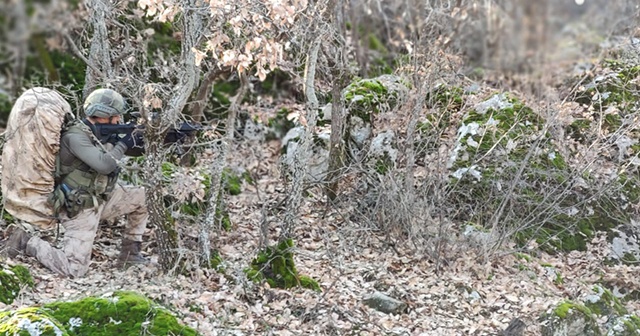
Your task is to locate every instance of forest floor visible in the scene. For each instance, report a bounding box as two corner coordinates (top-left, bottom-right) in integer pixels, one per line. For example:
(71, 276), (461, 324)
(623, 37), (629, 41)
(2, 134), (640, 336)
(3, 13), (640, 335)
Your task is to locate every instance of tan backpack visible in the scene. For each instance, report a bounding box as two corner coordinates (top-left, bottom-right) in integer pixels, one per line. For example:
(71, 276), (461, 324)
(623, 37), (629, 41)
(1, 87), (74, 230)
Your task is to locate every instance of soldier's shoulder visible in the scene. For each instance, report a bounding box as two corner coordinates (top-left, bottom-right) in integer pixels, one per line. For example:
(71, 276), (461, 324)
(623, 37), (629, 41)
(64, 120), (91, 133)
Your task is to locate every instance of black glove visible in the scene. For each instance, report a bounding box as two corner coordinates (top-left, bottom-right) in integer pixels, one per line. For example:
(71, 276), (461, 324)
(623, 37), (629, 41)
(118, 131), (144, 149)
(103, 133), (120, 146)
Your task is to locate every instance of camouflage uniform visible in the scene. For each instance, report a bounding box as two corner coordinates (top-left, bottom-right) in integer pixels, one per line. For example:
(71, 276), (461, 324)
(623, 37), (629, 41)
(26, 184), (147, 277)
(2, 88), (148, 278)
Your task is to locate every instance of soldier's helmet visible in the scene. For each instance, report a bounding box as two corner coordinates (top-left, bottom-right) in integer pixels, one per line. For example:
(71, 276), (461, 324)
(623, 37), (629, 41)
(83, 88), (128, 118)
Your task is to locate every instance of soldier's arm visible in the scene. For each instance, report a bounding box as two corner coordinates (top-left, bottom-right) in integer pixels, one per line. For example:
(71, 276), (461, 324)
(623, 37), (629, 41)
(64, 131), (127, 175)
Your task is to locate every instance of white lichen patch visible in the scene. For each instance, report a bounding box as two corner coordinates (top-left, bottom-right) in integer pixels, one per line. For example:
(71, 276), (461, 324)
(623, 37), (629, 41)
(68, 317), (82, 330)
(609, 229), (640, 261)
(473, 93), (513, 115)
(452, 165), (482, 181)
(16, 316), (64, 336)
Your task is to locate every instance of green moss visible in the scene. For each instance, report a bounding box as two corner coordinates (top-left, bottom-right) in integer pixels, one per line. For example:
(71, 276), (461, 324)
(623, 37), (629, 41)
(516, 204), (621, 254)
(567, 119), (592, 142)
(222, 168), (246, 196)
(369, 57), (394, 77)
(553, 272), (564, 285)
(572, 59), (640, 112)
(267, 108), (296, 140)
(49, 50), (86, 94)
(0, 265), (34, 305)
(462, 96), (546, 165)
(147, 22), (182, 57)
(0, 307), (68, 336)
(374, 153), (393, 175)
(343, 78), (390, 122)
(514, 252), (532, 262)
(620, 252), (638, 264)
(0, 93), (11, 128)
(367, 34), (387, 53)
(618, 174), (640, 203)
(216, 205), (232, 231)
(43, 291), (198, 336)
(604, 113), (622, 132)
(425, 85), (464, 111)
(205, 249), (224, 272)
(584, 285), (628, 317)
(554, 300), (593, 319)
(245, 239), (321, 292)
(10, 265), (34, 288)
(618, 315), (640, 333)
(298, 276), (321, 292)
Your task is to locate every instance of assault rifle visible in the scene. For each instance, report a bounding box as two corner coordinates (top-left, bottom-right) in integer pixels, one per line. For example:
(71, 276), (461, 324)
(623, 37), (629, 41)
(94, 121), (205, 156)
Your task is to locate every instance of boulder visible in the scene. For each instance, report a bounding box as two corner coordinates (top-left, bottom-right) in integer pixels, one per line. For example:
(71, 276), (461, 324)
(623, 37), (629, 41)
(363, 291), (407, 315)
(539, 301), (600, 336)
(0, 291), (199, 335)
(539, 286), (640, 336)
(0, 307), (68, 336)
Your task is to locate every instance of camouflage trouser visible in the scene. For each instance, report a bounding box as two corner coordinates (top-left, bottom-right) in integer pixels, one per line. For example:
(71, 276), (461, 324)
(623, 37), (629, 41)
(24, 184), (148, 278)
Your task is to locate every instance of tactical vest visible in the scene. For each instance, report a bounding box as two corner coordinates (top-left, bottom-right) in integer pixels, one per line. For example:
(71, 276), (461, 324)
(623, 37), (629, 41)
(48, 120), (119, 218)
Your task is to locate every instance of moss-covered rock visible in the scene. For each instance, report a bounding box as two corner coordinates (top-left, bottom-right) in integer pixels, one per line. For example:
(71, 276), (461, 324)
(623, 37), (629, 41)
(540, 300), (601, 336)
(341, 75), (409, 178)
(607, 315), (640, 335)
(425, 85), (465, 112)
(245, 238), (321, 292)
(540, 287), (640, 336)
(343, 75), (409, 125)
(572, 59), (640, 113)
(446, 93), (568, 237)
(517, 200), (623, 254)
(583, 285), (627, 317)
(41, 291), (198, 336)
(0, 264), (34, 305)
(567, 58), (640, 150)
(0, 307), (68, 336)
(441, 91), (638, 254)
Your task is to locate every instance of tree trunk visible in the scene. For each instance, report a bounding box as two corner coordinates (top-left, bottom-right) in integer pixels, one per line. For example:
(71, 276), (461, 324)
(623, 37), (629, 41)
(149, 0), (206, 271)
(324, 1), (348, 201)
(190, 68), (224, 122)
(199, 73), (247, 265)
(84, 0), (114, 97)
(8, 0), (28, 97)
(281, 35), (322, 240)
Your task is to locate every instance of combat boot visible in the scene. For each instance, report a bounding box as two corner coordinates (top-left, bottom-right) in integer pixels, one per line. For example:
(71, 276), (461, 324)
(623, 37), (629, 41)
(1, 226), (32, 258)
(118, 238), (149, 265)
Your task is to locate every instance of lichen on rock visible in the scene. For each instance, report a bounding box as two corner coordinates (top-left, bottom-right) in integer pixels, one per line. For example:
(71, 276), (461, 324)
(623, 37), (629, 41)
(540, 300), (600, 336)
(540, 287), (640, 336)
(0, 307), (68, 336)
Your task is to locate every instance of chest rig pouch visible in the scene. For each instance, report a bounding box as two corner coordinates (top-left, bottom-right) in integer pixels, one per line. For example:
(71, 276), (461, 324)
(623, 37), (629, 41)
(48, 121), (119, 218)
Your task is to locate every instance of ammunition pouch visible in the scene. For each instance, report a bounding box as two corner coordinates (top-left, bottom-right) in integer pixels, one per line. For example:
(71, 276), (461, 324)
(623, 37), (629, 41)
(48, 168), (118, 218)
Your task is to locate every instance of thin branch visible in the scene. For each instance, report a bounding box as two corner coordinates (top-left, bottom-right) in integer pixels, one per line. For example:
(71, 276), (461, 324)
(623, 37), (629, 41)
(62, 32), (103, 78)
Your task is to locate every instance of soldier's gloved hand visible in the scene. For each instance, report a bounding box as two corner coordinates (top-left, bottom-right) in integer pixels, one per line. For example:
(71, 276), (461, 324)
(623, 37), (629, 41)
(119, 131), (144, 149)
(104, 134), (120, 146)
